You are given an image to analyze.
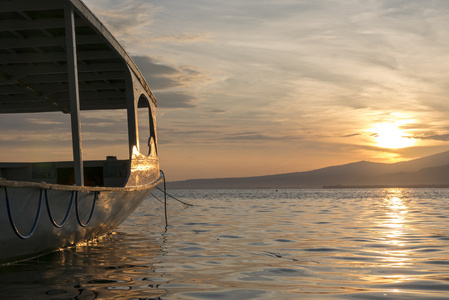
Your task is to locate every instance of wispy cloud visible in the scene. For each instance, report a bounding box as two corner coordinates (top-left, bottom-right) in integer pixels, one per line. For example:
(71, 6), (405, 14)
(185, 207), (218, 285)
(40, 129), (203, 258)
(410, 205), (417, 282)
(416, 133), (449, 142)
(11, 0), (449, 180)
(132, 56), (210, 90)
(154, 91), (197, 109)
(153, 32), (213, 43)
(84, 1), (160, 34)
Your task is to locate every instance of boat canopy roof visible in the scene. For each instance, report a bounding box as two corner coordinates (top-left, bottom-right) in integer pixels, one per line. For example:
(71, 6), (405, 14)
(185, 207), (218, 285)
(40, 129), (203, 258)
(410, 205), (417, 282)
(0, 0), (156, 114)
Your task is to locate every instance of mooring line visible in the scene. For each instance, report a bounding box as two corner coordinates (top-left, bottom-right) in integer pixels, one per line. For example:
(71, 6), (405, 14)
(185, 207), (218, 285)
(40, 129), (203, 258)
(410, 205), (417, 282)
(161, 170), (168, 227)
(155, 186), (193, 207)
(151, 192), (164, 204)
(153, 170), (194, 229)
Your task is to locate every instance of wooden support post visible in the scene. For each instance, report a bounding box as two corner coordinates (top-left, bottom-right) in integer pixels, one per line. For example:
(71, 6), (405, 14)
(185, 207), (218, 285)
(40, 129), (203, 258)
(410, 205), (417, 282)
(126, 70), (139, 159)
(65, 5), (84, 186)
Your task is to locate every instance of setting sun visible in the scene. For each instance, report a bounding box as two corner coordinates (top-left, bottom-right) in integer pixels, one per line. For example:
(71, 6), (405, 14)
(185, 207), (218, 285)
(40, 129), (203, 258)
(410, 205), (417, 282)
(371, 123), (416, 149)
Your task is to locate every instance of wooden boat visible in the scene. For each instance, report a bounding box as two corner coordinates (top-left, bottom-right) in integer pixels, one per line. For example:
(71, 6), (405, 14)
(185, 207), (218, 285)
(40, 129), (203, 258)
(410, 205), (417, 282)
(0, 0), (163, 263)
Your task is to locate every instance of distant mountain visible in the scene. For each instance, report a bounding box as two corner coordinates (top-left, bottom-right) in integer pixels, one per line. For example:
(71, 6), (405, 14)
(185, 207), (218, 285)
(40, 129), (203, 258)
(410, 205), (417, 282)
(167, 150), (449, 189)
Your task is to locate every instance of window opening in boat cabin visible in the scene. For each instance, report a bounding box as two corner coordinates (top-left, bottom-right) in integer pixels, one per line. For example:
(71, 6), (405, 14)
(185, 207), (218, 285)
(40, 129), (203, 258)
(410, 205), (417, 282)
(80, 109), (129, 161)
(0, 112), (73, 163)
(137, 94), (156, 156)
(0, 110), (129, 186)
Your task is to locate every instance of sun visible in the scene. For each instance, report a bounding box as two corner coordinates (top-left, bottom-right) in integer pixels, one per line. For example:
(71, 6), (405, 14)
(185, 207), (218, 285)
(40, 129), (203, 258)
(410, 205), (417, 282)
(371, 123), (415, 149)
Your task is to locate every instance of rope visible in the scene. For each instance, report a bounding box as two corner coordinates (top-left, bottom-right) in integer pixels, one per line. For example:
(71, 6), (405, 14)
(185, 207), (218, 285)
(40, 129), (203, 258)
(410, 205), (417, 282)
(155, 186), (193, 207)
(4, 187), (42, 239)
(45, 189), (74, 228)
(151, 170), (196, 227)
(75, 191), (98, 228)
(150, 192), (164, 204)
(162, 170), (168, 227)
(154, 170), (195, 228)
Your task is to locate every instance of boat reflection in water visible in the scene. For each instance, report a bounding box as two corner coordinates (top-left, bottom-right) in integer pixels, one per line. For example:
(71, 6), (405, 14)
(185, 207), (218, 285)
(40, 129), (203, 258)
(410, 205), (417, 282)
(0, 229), (167, 299)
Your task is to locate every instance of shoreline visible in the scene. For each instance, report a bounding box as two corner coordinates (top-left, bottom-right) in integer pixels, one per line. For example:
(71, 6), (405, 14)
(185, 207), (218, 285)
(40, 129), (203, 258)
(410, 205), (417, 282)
(322, 184), (449, 189)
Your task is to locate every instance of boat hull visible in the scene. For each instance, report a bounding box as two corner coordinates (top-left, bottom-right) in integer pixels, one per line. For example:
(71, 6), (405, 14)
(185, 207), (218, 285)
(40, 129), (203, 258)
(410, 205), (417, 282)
(0, 176), (163, 264)
(0, 0), (165, 264)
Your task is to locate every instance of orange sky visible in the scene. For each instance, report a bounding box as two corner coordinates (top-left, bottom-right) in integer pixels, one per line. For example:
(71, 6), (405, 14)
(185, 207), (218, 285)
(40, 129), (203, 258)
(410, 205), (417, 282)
(3, 1), (449, 181)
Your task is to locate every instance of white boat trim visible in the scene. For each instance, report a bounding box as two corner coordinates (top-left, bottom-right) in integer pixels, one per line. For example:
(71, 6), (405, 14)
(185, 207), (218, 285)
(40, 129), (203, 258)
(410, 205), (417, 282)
(0, 173), (164, 193)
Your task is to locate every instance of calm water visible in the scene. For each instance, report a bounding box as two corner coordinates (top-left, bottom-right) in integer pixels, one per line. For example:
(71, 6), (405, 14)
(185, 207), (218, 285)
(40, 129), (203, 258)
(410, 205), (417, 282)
(1, 188), (449, 299)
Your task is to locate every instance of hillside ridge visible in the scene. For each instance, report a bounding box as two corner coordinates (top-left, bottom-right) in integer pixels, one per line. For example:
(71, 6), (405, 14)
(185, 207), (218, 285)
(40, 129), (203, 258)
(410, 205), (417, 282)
(167, 150), (449, 189)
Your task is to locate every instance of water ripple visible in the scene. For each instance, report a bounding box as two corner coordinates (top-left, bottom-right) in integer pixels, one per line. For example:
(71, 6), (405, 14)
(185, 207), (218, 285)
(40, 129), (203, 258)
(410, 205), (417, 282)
(2, 188), (449, 299)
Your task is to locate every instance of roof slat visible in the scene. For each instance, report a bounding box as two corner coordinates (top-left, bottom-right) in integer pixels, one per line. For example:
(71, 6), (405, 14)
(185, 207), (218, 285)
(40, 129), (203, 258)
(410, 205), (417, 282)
(22, 71), (126, 83)
(0, 51), (119, 64)
(0, 0), (63, 12)
(0, 19), (65, 32)
(0, 35), (106, 50)
(0, 63), (125, 77)
(31, 81), (126, 93)
(50, 90), (125, 100)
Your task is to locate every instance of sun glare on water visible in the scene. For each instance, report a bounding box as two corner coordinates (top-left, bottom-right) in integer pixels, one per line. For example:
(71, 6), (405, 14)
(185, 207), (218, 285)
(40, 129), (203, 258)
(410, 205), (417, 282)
(371, 123), (415, 149)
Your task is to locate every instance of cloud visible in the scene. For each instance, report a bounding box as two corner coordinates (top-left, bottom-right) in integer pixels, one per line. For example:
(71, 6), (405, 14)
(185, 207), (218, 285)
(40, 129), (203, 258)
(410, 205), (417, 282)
(153, 32), (213, 43)
(132, 55), (211, 90)
(206, 110), (226, 114)
(154, 91), (197, 109)
(341, 133), (361, 138)
(83, 0), (161, 36)
(133, 56), (183, 89)
(129, 56), (214, 109)
(0, 113), (70, 140)
(0, 111), (129, 152)
(417, 134), (449, 142)
(221, 133), (293, 142)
